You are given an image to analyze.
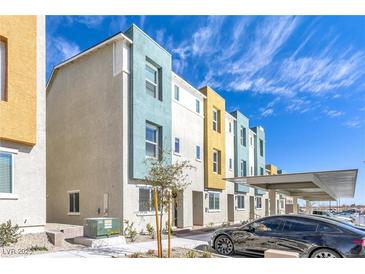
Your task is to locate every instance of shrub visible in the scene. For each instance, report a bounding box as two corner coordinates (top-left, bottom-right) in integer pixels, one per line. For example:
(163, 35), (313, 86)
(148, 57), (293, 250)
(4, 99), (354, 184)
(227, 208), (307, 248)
(129, 252), (141, 258)
(123, 219), (138, 242)
(0, 220), (22, 247)
(201, 248), (212, 258)
(30, 245), (48, 252)
(208, 222), (214, 228)
(186, 250), (196, 258)
(146, 223), (155, 239)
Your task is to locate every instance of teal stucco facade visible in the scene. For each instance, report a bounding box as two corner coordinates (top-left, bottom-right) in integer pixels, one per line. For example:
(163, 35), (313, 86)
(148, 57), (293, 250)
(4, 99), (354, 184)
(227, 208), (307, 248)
(125, 25), (172, 179)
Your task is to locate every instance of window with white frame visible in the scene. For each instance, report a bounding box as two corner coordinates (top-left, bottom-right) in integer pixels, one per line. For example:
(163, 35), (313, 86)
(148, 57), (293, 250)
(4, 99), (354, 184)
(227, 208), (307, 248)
(139, 187), (153, 212)
(146, 122), (160, 158)
(196, 145), (201, 160)
(68, 191), (80, 213)
(236, 195), (245, 209)
(145, 61), (159, 99)
(196, 99), (200, 113)
(255, 196), (262, 209)
(212, 149), (219, 173)
(240, 160), (244, 176)
(174, 85), (180, 101)
(241, 127), (246, 147)
(208, 192), (220, 210)
(0, 152), (13, 194)
(174, 137), (180, 154)
(0, 37), (6, 101)
(212, 108), (218, 131)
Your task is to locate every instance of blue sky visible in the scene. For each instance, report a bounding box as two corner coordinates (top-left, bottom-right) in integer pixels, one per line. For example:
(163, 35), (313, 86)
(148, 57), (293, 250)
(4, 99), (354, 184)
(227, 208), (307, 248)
(46, 16), (365, 205)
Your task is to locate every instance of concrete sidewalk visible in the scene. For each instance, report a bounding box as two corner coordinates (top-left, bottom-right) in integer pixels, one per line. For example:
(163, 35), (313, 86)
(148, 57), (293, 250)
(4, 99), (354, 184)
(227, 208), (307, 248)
(27, 236), (208, 258)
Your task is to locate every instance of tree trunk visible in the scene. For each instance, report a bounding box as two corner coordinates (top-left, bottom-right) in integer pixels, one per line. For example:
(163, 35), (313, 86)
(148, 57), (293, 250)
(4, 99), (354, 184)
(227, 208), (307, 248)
(159, 192), (164, 257)
(167, 191), (171, 258)
(153, 188), (161, 258)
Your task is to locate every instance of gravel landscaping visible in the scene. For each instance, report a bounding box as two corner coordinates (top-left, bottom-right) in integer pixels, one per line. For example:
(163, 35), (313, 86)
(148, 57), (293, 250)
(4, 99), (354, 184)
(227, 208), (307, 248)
(0, 232), (84, 257)
(126, 247), (223, 258)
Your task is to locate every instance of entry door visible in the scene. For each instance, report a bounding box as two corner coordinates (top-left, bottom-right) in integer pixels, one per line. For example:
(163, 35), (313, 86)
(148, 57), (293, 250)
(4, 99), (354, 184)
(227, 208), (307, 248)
(227, 194), (234, 222)
(249, 196), (255, 220)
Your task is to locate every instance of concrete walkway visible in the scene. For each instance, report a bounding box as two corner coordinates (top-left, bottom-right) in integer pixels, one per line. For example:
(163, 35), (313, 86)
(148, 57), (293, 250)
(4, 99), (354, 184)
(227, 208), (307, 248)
(27, 235), (209, 258)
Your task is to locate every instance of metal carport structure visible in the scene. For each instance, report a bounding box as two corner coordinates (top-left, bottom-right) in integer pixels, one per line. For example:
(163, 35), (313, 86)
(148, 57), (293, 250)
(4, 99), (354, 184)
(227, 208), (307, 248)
(225, 169), (358, 201)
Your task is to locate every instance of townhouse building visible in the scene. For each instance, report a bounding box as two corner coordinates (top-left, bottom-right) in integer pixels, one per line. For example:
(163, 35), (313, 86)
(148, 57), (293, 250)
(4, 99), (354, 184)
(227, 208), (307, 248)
(46, 24), (270, 231)
(0, 16), (46, 233)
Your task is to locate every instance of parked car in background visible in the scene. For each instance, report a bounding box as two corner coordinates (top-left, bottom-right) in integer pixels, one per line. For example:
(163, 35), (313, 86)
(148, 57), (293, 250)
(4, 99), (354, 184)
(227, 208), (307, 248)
(210, 215), (365, 258)
(313, 210), (354, 223)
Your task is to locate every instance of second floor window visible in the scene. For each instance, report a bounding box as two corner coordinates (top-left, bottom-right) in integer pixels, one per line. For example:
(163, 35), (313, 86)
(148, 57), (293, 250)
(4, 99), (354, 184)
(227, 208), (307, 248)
(196, 145), (201, 160)
(260, 167), (264, 175)
(243, 160), (247, 176)
(212, 149), (219, 173)
(196, 99), (200, 113)
(241, 127), (246, 146)
(0, 37), (7, 101)
(174, 137), (180, 154)
(145, 61), (159, 99)
(174, 85), (180, 101)
(146, 122), (159, 158)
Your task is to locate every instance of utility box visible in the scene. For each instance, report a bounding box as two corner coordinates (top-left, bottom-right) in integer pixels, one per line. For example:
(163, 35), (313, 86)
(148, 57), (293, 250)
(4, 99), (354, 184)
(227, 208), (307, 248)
(83, 218), (121, 239)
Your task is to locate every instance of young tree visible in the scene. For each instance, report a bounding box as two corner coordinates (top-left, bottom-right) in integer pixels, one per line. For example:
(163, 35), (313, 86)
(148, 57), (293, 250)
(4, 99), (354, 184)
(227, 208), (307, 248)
(145, 151), (194, 257)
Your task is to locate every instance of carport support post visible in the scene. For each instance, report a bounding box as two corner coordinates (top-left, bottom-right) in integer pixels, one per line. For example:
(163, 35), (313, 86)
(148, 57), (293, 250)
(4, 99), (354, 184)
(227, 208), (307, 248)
(269, 190), (276, 216)
(305, 200), (312, 214)
(293, 198), (298, 214)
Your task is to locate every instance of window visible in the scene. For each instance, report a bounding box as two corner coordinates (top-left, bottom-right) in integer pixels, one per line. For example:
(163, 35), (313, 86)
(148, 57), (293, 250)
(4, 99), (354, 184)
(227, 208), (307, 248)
(196, 99), (200, 113)
(229, 122), (232, 133)
(212, 149), (219, 173)
(240, 160), (244, 176)
(318, 224), (341, 233)
(254, 218), (283, 232)
(229, 158), (232, 170)
(146, 122), (159, 158)
(139, 188), (153, 212)
(240, 126), (246, 146)
(0, 152), (12, 193)
(282, 218), (318, 233)
(260, 167), (264, 175)
(212, 109), (218, 131)
(208, 192), (220, 210)
(174, 137), (180, 154)
(196, 145), (201, 160)
(243, 160), (247, 176)
(0, 37), (6, 101)
(68, 192), (80, 213)
(236, 195), (245, 209)
(145, 61), (159, 99)
(260, 139), (264, 157)
(250, 136), (253, 146)
(280, 199), (285, 209)
(174, 85), (180, 101)
(255, 196), (262, 209)
(242, 127), (246, 146)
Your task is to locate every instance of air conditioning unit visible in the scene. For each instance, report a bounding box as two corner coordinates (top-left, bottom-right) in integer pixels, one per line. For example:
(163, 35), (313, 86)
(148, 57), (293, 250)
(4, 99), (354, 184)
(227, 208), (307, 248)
(84, 217), (121, 239)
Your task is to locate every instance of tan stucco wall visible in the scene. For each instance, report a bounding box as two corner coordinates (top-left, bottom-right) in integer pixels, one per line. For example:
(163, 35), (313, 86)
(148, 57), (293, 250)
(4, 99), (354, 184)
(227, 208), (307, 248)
(46, 43), (125, 225)
(0, 16), (37, 145)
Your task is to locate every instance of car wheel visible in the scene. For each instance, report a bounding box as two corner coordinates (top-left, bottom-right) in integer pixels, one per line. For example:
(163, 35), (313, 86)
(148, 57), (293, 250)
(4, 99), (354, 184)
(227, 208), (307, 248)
(214, 235), (234, 256)
(310, 248), (341, 258)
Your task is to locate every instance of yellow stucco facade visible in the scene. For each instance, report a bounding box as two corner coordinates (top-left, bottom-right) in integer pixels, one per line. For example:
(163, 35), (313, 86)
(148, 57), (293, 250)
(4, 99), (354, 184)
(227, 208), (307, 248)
(200, 86), (226, 190)
(266, 164), (278, 175)
(0, 16), (37, 145)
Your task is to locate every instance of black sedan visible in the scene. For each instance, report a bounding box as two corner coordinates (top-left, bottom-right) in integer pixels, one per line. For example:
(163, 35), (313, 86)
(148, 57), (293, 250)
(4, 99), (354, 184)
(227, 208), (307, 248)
(210, 214), (365, 258)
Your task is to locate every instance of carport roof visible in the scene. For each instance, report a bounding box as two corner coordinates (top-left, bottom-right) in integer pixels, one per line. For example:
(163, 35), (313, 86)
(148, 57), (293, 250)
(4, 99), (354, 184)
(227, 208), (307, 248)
(225, 169), (358, 201)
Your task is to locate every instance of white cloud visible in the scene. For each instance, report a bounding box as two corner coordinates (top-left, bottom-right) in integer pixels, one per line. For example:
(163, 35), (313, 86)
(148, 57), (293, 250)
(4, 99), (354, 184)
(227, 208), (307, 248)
(66, 16), (105, 28)
(344, 118), (363, 128)
(323, 109), (344, 118)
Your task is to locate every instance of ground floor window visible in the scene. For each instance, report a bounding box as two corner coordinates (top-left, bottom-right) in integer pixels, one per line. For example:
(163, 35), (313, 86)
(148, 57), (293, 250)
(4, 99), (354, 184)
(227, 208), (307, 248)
(0, 152), (13, 194)
(208, 192), (220, 210)
(139, 187), (153, 212)
(68, 191), (80, 213)
(236, 195), (245, 209)
(255, 196), (262, 209)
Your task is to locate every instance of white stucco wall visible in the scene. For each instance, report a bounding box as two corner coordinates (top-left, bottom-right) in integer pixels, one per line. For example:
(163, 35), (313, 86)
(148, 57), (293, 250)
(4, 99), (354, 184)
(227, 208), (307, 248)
(0, 16), (46, 233)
